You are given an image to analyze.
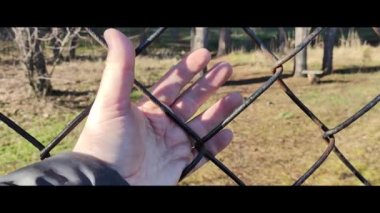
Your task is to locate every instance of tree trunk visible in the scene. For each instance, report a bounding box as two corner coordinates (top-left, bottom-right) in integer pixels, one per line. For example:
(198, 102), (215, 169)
(191, 27), (208, 51)
(277, 27), (288, 52)
(31, 39), (51, 96)
(293, 27), (309, 77)
(217, 28), (231, 56)
(322, 28), (337, 75)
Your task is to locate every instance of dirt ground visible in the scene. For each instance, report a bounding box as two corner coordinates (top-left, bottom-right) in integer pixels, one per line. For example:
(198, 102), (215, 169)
(1, 46), (380, 185)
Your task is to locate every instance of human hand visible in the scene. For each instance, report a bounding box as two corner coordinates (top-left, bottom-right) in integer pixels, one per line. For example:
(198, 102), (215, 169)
(73, 28), (242, 185)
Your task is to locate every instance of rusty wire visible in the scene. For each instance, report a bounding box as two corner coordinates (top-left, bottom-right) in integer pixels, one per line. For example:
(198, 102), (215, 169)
(1, 27), (379, 185)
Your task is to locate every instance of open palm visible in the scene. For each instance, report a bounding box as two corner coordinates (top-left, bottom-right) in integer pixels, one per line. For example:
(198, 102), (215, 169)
(73, 29), (242, 185)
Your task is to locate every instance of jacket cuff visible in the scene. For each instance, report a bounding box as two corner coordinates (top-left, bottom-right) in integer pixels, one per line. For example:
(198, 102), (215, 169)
(0, 152), (128, 186)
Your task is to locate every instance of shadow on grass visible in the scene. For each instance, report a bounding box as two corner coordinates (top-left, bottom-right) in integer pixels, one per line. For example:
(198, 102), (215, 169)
(334, 65), (380, 74)
(50, 89), (95, 110)
(51, 89), (94, 97)
(319, 79), (350, 84)
(223, 65), (380, 87)
(224, 74), (293, 86)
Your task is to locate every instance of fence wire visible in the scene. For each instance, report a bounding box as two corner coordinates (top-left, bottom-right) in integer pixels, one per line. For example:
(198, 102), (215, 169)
(1, 27), (379, 185)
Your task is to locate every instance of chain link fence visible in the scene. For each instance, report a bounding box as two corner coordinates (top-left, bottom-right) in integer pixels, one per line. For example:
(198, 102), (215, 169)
(1, 27), (379, 185)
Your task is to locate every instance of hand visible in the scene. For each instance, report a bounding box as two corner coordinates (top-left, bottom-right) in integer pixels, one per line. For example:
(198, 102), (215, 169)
(73, 28), (242, 185)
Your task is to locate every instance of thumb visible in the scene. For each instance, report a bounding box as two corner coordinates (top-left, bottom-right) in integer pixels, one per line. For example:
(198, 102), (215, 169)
(92, 28), (136, 113)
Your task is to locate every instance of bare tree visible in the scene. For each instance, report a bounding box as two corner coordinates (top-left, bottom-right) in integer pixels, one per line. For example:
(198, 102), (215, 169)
(293, 27), (310, 77)
(0, 28), (14, 40)
(51, 28), (65, 62)
(372, 27), (380, 37)
(190, 28), (195, 50)
(69, 34), (79, 59)
(277, 27), (288, 52)
(190, 27), (209, 76)
(191, 27), (208, 51)
(50, 28), (81, 62)
(12, 27), (81, 97)
(139, 28), (149, 55)
(171, 28), (179, 40)
(217, 28), (231, 56)
(12, 28), (52, 96)
(322, 28), (337, 75)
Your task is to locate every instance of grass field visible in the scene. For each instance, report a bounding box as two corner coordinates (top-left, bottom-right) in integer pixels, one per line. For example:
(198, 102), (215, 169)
(1, 43), (379, 185)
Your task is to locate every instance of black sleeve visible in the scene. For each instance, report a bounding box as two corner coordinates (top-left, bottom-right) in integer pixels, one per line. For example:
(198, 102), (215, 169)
(0, 152), (128, 186)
